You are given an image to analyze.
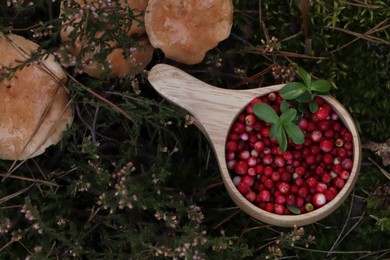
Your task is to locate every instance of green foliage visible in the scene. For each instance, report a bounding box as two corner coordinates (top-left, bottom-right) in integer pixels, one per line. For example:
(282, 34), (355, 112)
(253, 102), (304, 151)
(280, 66), (331, 113)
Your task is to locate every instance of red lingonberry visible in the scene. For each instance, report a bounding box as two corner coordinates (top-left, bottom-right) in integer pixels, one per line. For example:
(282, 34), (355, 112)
(274, 156), (285, 168)
(275, 195), (286, 205)
(274, 204), (286, 215)
(294, 177), (304, 187)
(314, 106), (329, 121)
(324, 190), (336, 201)
(280, 171), (292, 182)
(340, 170), (350, 180)
(333, 177), (345, 189)
(283, 151), (293, 161)
(295, 166), (306, 176)
(245, 114), (257, 126)
(315, 182), (328, 193)
(298, 187), (309, 198)
(264, 179), (274, 190)
(324, 129), (335, 139)
(315, 166), (325, 176)
(238, 150), (250, 160)
(261, 127), (270, 138)
(232, 122), (245, 134)
(306, 155), (316, 165)
(318, 120), (331, 131)
(344, 142), (353, 150)
(278, 182), (290, 194)
(271, 171), (281, 182)
(298, 117), (308, 130)
(246, 190), (256, 202)
(265, 202), (275, 213)
(286, 194), (296, 206)
(344, 132), (353, 142)
(258, 190), (271, 202)
(247, 167), (256, 176)
(306, 177), (318, 187)
(320, 139), (334, 152)
(296, 197), (305, 207)
(322, 153), (334, 165)
(263, 166), (273, 176)
(312, 193), (326, 207)
(321, 173), (332, 184)
(262, 154), (273, 165)
(226, 141), (238, 152)
(234, 161), (248, 175)
(310, 130), (322, 142)
(255, 164), (264, 175)
(254, 141), (265, 152)
(341, 158), (353, 170)
(241, 175), (254, 187)
(237, 182), (250, 194)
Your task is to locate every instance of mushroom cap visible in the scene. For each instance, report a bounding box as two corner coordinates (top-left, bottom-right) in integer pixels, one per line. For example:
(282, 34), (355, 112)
(145, 0), (234, 65)
(81, 39), (154, 78)
(0, 34), (73, 160)
(60, 0), (152, 78)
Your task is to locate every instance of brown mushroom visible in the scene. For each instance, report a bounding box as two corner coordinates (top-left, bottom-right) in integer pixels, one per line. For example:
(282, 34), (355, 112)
(60, 0), (153, 78)
(144, 0), (234, 65)
(0, 33), (73, 161)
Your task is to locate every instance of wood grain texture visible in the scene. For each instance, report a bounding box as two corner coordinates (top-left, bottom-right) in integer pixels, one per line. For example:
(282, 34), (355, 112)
(148, 64), (362, 227)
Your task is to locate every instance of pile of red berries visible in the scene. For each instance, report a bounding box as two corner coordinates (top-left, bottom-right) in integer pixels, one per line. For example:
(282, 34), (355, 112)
(226, 92), (354, 215)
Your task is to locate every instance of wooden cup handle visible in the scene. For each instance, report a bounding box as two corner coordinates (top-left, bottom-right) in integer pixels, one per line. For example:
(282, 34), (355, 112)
(148, 64), (283, 142)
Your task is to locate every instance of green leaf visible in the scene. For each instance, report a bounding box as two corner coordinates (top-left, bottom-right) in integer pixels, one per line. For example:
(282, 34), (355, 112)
(297, 66), (311, 87)
(280, 82), (308, 100)
(310, 79), (331, 93)
(277, 128), (288, 152)
(284, 123), (305, 144)
(309, 100), (319, 113)
(252, 103), (279, 124)
(295, 91), (312, 103)
(280, 100), (289, 113)
(287, 205), (301, 215)
(279, 108), (297, 124)
(270, 124), (281, 139)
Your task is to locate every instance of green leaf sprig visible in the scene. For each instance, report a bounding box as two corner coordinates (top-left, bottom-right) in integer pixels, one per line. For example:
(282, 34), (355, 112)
(252, 101), (304, 152)
(280, 67), (332, 113)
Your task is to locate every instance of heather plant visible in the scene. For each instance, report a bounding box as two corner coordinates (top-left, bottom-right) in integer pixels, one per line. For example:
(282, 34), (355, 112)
(0, 0), (389, 259)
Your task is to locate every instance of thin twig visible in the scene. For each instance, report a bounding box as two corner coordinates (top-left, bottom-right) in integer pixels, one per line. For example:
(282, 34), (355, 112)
(339, 0), (382, 9)
(0, 173), (58, 186)
(0, 184), (35, 205)
(67, 73), (136, 125)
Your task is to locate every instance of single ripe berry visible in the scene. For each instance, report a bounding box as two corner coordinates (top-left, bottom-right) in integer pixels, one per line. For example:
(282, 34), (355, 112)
(310, 130), (322, 142)
(258, 190), (271, 202)
(312, 193), (326, 207)
(278, 182), (290, 194)
(320, 139), (334, 153)
(314, 106), (329, 121)
(237, 182), (250, 194)
(234, 161), (248, 175)
(341, 158), (353, 170)
(274, 204), (286, 215)
(246, 190), (257, 202)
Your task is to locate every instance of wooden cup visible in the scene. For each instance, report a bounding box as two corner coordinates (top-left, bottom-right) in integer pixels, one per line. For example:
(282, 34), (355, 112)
(148, 64), (362, 227)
